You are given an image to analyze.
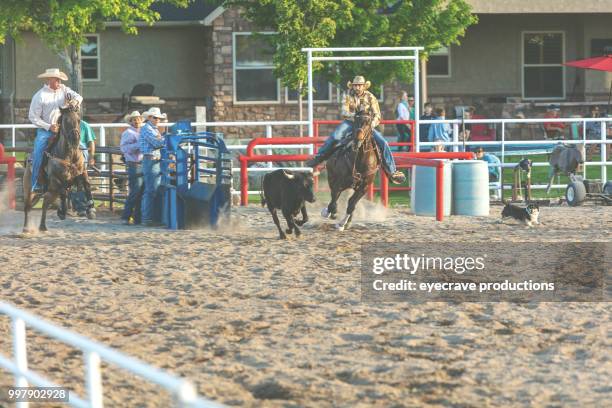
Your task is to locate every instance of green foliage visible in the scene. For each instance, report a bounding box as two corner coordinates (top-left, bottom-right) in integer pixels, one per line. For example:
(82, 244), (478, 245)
(0, 0), (189, 50)
(222, 0), (477, 92)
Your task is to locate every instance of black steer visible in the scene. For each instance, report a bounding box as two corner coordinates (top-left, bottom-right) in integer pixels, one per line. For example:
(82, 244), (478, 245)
(261, 169), (316, 239)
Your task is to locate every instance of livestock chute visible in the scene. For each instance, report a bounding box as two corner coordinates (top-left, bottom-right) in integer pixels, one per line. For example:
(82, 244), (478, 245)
(160, 121), (232, 229)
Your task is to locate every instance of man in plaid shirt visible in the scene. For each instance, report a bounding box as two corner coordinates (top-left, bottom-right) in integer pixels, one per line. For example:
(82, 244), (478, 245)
(139, 107), (166, 226)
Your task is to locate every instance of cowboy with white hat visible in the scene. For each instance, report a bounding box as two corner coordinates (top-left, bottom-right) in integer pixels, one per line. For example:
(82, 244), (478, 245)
(119, 111), (145, 225)
(138, 107), (167, 226)
(28, 68), (83, 193)
(306, 75), (405, 184)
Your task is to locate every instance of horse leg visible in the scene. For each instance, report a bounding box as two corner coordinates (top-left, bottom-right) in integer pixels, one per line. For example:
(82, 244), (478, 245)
(39, 191), (57, 232)
(546, 167), (556, 194)
(322, 188), (342, 220)
(22, 166), (34, 233)
(337, 187), (367, 231)
(80, 173), (96, 219)
(57, 190), (67, 220)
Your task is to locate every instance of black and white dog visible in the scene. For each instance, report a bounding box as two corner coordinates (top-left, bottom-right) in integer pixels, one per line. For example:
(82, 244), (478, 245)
(501, 201), (540, 227)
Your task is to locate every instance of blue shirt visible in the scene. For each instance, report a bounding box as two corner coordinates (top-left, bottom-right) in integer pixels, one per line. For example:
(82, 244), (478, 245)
(139, 121), (165, 158)
(419, 114), (435, 142)
(428, 117), (452, 142)
(481, 153), (501, 179)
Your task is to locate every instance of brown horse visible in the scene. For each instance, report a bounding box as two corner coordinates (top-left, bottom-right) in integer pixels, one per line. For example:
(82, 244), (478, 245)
(322, 110), (379, 231)
(22, 106), (94, 232)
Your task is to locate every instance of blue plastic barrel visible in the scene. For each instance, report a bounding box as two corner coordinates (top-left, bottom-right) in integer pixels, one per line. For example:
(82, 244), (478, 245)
(452, 160), (489, 216)
(410, 160), (452, 216)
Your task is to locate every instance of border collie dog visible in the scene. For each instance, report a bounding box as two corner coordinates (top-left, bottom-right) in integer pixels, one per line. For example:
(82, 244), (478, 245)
(501, 202), (540, 227)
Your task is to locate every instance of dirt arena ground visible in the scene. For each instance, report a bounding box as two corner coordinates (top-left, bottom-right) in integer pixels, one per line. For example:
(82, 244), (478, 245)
(0, 201), (610, 407)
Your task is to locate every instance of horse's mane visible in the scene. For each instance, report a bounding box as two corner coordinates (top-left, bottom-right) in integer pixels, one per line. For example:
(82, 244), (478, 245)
(57, 107), (81, 153)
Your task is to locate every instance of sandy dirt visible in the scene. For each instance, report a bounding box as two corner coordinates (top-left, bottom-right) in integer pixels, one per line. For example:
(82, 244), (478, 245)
(0, 199), (610, 407)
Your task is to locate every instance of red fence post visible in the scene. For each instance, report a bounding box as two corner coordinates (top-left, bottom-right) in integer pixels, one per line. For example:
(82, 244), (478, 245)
(240, 157), (248, 206)
(435, 162), (444, 222)
(0, 144), (17, 210)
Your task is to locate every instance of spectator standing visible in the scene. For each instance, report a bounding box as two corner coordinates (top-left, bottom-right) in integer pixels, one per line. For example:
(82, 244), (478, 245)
(139, 107), (167, 226)
(419, 102), (435, 144)
(120, 111), (144, 225)
(428, 107), (452, 151)
(585, 105), (601, 140)
(396, 91), (412, 151)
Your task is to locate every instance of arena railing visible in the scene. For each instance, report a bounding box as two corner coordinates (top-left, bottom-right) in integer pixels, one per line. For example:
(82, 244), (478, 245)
(0, 301), (224, 408)
(2, 117), (610, 199)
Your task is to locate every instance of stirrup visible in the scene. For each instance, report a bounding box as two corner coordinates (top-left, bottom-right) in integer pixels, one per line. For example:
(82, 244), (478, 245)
(390, 171), (406, 185)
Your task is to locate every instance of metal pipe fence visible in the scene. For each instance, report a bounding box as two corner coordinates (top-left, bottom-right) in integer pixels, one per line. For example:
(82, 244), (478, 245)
(2, 117), (610, 199)
(0, 301), (223, 408)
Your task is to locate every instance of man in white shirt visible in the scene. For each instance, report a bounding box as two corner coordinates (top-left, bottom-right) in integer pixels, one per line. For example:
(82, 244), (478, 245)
(28, 68), (83, 193)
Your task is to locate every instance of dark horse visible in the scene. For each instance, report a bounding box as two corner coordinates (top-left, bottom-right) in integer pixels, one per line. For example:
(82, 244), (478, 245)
(23, 106), (94, 232)
(322, 110), (379, 231)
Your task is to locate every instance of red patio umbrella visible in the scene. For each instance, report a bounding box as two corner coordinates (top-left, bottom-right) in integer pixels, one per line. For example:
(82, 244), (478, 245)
(564, 54), (612, 111)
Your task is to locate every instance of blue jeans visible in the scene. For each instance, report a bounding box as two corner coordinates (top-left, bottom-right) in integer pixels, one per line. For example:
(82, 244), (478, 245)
(316, 120), (397, 174)
(31, 128), (54, 190)
(141, 158), (161, 223)
(122, 162), (144, 223)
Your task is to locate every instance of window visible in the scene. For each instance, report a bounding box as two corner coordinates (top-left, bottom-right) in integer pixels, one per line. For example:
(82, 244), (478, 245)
(233, 33), (280, 103)
(286, 74), (332, 103)
(81, 35), (99, 81)
(523, 32), (564, 99)
(591, 39), (612, 57)
(427, 46), (450, 77)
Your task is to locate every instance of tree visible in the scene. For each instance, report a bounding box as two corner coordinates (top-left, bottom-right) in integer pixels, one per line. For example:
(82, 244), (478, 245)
(0, 0), (190, 94)
(221, 0), (477, 92)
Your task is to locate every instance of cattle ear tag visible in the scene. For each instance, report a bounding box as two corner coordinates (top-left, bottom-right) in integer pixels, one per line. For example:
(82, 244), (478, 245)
(282, 170), (295, 179)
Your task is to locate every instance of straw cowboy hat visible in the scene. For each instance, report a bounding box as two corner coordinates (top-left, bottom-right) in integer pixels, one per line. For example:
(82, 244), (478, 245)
(37, 68), (68, 81)
(124, 111), (142, 123)
(347, 75), (371, 90)
(142, 107), (167, 119)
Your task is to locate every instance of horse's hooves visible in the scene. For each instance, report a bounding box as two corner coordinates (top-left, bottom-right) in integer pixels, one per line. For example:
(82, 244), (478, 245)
(86, 210), (96, 220)
(330, 214), (337, 220)
(285, 228), (293, 234)
(39, 227), (47, 232)
(22, 228), (35, 234)
(336, 224), (345, 231)
(321, 207), (331, 218)
(279, 233), (287, 240)
(57, 210), (66, 220)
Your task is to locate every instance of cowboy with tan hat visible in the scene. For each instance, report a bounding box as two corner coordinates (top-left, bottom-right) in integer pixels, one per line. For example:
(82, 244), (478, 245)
(120, 111), (145, 225)
(28, 68), (83, 193)
(138, 107), (167, 226)
(306, 75), (405, 184)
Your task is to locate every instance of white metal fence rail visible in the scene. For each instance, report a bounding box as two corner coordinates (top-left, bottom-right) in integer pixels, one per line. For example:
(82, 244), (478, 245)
(0, 301), (224, 408)
(1, 117), (610, 196)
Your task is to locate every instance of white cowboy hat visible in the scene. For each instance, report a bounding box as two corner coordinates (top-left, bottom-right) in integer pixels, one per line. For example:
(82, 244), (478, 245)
(37, 68), (68, 81)
(142, 107), (166, 119)
(124, 111), (142, 123)
(347, 75), (371, 90)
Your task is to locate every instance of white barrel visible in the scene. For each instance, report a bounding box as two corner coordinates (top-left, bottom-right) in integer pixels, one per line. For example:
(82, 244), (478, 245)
(452, 160), (489, 216)
(410, 160), (452, 217)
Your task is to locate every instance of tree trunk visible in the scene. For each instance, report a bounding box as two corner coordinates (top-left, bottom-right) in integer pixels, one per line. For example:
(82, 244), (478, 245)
(58, 45), (83, 95)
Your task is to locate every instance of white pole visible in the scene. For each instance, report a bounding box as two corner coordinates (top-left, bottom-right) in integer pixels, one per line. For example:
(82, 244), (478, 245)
(85, 351), (104, 408)
(307, 50), (314, 155)
(266, 125), (273, 168)
(452, 123), (459, 153)
(99, 126), (107, 172)
(13, 317), (29, 408)
(601, 121), (607, 183)
(413, 50), (420, 152)
(11, 127), (16, 157)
